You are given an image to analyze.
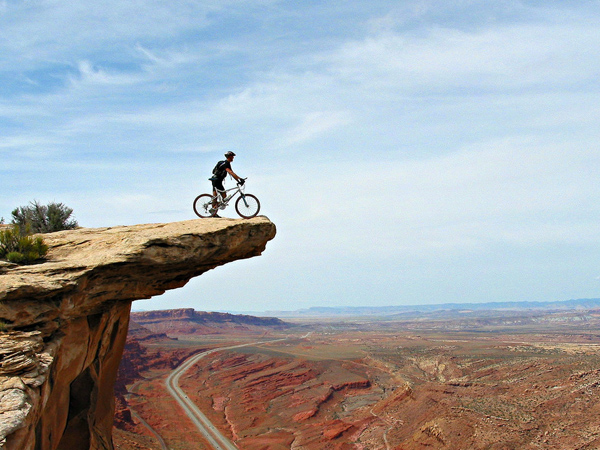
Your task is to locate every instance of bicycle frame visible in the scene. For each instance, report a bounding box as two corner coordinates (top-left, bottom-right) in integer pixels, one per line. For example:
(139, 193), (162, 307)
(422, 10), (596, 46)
(214, 183), (250, 207)
(194, 178), (260, 218)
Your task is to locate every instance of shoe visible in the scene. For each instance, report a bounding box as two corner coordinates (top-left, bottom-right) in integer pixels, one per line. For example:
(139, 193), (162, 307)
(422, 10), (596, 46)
(213, 214), (221, 218)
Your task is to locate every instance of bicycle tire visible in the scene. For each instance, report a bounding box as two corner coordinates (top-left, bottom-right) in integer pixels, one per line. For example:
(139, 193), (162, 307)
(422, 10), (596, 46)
(193, 194), (218, 218)
(235, 194), (260, 219)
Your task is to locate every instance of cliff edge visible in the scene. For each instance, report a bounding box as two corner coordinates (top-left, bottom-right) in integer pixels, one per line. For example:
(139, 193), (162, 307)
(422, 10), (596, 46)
(0, 217), (276, 450)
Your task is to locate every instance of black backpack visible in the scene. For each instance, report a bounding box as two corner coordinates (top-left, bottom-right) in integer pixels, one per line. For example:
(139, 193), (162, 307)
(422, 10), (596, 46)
(212, 160), (227, 179)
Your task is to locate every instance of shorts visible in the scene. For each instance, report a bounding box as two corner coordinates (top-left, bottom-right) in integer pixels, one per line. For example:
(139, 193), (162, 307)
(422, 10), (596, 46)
(211, 178), (225, 192)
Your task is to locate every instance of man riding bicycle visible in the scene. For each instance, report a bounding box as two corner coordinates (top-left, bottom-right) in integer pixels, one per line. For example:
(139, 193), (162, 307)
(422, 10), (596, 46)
(194, 151), (259, 219)
(209, 151), (244, 216)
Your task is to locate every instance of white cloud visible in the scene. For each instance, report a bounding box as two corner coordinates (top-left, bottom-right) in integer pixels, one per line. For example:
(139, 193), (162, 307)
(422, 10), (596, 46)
(328, 21), (600, 92)
(1, 1), (600, 309)
(272, 137), (600, 259)
(280, 111), (353, 147)
(0, 134), (59, 151)
(71, 60), (143, 86)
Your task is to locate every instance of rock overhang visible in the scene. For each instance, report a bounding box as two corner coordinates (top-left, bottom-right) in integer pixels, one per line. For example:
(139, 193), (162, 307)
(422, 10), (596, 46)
(0, 217), (276, 328)
(0, 216), (276, 450)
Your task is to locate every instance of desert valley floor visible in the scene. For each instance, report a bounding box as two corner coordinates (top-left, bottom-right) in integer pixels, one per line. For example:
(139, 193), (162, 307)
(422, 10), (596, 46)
(113, 308), (600, 450)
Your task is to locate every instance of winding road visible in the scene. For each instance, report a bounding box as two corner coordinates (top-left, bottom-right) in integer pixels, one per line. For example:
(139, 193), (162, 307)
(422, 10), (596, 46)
(165, 339), (286, 450)
(124, 377), (170, 450)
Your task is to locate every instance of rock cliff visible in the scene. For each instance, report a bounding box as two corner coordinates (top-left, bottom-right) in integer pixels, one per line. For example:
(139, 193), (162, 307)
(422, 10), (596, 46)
(0, 217), (276, 450)
(131, 308), (287, 334)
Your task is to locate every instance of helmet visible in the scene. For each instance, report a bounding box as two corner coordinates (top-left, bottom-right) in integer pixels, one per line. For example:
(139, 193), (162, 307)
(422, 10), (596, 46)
(224, 151), (236, 158)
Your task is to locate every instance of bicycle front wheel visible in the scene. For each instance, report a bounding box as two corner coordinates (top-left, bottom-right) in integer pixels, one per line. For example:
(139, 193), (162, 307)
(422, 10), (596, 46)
(193, 194), (218, 218)
(235, 194), (260, 219)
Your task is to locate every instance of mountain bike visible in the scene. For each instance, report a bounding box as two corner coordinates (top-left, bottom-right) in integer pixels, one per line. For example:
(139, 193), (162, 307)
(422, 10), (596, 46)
(193, 179), (261, 219)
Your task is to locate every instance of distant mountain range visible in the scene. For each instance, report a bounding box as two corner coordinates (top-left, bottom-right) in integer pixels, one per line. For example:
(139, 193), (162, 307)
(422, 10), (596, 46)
(260, 298), (600, 318)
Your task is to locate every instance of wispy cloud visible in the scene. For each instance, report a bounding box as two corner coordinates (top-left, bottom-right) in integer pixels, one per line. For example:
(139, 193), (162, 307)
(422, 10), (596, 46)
(277, 135), (599, 257)
(1, 1), (599, 309)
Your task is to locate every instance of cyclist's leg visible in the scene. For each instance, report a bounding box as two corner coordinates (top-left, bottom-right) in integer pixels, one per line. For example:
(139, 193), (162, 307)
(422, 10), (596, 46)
(211, 180), (225, 209)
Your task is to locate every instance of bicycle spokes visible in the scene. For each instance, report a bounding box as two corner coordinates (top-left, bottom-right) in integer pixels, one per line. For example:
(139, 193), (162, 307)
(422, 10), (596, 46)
(194, 179), (260, 219)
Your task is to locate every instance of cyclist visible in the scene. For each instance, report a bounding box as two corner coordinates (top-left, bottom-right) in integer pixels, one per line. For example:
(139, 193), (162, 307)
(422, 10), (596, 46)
(210, 151), (244, 216)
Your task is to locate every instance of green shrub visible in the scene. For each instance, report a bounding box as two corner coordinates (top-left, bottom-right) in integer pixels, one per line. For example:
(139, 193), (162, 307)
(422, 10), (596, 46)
(6, 252), (25, 263)
(0, 225), (48, 264)
(11, 200), (78, 234)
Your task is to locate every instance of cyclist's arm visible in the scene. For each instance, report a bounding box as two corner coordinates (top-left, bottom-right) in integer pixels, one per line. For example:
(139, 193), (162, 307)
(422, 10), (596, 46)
(226, 168), (242, 182)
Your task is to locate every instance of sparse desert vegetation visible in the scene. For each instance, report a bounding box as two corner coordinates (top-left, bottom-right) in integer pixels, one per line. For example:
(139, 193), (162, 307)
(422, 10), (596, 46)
(10, 200), (78, 234)
(0, 225), (48, 264)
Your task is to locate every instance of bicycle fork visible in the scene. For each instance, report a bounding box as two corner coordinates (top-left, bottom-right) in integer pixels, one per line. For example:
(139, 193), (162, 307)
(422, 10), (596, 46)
(239, 192), (250, 208)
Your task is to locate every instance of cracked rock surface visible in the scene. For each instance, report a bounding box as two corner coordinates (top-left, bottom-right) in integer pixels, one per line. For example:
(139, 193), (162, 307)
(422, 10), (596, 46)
(0, 217), (275, 450)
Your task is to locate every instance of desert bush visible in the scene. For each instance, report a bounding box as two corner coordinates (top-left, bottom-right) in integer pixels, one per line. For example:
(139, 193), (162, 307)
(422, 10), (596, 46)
(0, 225), (48, 264)
(12, 200), (78, 234)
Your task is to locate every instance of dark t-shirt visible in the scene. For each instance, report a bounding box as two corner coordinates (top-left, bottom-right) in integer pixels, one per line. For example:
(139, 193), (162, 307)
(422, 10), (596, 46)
(211, 160), (231, 190)
(216, 160), (231, 180)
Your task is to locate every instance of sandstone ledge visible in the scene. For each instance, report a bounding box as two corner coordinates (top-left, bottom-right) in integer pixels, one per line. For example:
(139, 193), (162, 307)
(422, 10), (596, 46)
(0, 217), (276, 328)
(0, 217), (276, 450)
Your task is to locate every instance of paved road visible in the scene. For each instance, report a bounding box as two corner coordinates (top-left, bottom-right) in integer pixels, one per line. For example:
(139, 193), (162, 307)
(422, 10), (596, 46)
(124, 377), (169, 450)
(129, 407), (169, 450)
(165, 339), (286, 450)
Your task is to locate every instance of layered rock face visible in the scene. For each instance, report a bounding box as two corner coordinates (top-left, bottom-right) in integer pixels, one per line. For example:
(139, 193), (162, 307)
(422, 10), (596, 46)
(131, 308), (287, 334)
(0, 218), (275, 450)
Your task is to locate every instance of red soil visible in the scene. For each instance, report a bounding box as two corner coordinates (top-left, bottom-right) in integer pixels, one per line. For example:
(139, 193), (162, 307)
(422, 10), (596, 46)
(114, 319), (600, 450)
(179, 350), (377, 449)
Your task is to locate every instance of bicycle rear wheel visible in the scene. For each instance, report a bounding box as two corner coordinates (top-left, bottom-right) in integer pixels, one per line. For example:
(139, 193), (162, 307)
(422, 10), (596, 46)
(235, 194), (260, 219)
(193, 194), (218, 218)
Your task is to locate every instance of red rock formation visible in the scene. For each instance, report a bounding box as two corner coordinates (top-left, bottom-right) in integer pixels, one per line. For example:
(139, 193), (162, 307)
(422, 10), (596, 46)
(178, 350), (374, 449)
(112, 331), (201, 434)
(131, 309), (287, 335)
(0, 218), (276, 450)
(111, 319), (600, 450)
(322, 420), (354, 440)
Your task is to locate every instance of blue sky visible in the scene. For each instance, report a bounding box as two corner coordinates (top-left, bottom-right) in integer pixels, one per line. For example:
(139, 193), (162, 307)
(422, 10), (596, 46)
(1, 0), (599, 312)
